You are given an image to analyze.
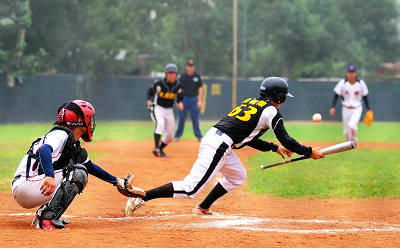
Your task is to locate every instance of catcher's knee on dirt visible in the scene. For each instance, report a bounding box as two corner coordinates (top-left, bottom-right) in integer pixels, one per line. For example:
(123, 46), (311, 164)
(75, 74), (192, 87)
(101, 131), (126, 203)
(40, 164), (88, 220)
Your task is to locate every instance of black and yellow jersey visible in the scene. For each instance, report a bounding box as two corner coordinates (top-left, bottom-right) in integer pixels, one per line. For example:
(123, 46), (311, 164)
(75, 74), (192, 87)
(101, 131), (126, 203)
(214, 97), (312, 156)
(147, 78), (184, 108)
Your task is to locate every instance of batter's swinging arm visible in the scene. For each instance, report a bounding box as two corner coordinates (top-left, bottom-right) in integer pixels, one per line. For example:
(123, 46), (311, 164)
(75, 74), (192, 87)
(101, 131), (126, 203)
(260, 141), (356, 170)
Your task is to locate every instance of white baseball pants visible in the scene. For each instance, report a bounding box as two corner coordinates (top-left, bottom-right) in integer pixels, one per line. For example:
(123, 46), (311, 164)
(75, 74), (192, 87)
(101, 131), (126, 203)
(342, 106), (362, 141)
(172, 127), (247, 199)
(151, 105), (175, 145)
(11, 169), (64, 209)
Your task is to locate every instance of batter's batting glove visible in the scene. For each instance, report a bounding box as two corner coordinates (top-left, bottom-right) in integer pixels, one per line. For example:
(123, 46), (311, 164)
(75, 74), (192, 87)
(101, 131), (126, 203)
(115, 174), (146, 198)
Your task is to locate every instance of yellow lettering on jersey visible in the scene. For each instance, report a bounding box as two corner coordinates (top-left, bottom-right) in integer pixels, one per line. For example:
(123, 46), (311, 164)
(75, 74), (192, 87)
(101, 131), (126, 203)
(257, 100), (267, 107)
(228, 104), (258, 122)
(228, 104), (244, 117)
(242, 98), (252, 103)
(249, 99), (258, 105)
(236, 106), (257, 121)
(158, 92), (177, 99)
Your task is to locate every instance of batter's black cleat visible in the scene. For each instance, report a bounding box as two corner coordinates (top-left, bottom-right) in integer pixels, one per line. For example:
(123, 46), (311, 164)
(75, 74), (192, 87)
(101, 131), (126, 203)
(159, 149), (167, 157)
(152, 147), (161, 157)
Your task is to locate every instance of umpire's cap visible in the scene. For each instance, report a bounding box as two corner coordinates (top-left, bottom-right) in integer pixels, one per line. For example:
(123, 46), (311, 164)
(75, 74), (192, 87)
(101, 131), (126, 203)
(260, 77), (293, 104)
(165, 63), (178, 73)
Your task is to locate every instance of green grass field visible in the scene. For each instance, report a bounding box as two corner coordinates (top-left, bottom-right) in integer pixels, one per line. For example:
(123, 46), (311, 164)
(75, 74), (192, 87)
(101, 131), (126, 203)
(1, 121), (399, 198)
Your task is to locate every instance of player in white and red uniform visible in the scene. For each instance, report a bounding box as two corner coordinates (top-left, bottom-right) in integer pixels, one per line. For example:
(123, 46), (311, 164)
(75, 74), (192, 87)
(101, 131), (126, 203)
(330, 65), (372, 141)
(147, 63), (184, 157)
(11, 100), (143, 229)
(125, 77), (324, 216)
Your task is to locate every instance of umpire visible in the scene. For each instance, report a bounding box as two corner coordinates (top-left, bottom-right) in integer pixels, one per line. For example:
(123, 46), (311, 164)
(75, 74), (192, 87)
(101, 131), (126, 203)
(174, 59), (203, 141)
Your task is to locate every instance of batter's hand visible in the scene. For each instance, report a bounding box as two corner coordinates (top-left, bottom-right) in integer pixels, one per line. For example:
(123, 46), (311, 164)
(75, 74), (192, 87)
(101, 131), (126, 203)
(146, 100), (153, 106)
(276, 146), (293, 159)
(309, 147), (325, 160)
(41, 177), (56, 196)
(176, 102), (184, 111)
(197, 100), (202, 109)
(329, 108), (336, 116)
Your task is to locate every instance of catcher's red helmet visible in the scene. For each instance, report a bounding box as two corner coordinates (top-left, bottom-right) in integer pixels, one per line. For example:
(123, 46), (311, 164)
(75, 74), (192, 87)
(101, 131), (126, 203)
(57, 100), (96, 142)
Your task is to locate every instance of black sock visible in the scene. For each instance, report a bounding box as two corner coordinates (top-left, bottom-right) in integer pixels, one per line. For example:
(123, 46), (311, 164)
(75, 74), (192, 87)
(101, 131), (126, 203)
(154, 133), (161, 148)
(159, 142), (167, 150)
(199, 183), (228, 209)
(143, 182), (174, 201)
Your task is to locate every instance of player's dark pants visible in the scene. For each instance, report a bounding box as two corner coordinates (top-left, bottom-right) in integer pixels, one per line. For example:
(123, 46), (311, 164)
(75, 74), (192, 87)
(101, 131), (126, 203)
(175, 96), (202, 140)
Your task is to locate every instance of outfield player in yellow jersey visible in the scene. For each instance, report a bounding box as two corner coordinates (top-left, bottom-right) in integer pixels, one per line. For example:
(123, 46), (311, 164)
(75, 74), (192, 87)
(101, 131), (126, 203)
(125, 77), (324, 216)
(330, 65), (373, 141)
(147, 63), (184, 157)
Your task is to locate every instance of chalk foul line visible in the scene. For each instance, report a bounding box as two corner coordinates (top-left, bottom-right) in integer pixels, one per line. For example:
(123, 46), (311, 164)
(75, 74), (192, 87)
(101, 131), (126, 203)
(4, 212), (400, 234)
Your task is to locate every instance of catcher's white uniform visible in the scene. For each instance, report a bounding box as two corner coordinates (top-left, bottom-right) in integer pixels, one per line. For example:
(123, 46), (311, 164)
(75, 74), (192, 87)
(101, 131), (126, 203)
(12, 130), (89, 209)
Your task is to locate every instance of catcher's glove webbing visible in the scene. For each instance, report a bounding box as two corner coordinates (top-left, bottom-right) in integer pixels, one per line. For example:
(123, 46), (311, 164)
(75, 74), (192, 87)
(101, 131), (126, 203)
(116, 174), (146, 198)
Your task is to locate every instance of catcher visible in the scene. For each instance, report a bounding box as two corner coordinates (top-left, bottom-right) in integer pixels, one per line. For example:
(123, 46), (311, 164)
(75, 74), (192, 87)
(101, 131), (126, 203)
(11, 100), (144, 230)
(330, 65), (373, 141)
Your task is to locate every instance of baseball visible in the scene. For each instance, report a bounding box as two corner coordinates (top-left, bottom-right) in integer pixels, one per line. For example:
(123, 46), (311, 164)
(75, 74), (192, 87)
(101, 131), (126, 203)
(312, 113), (322, 122)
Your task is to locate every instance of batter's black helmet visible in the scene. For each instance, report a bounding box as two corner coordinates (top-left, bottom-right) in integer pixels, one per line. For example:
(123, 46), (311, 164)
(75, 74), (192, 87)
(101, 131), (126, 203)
(260, 77), (294, 104)
(165, 63), (178, 73)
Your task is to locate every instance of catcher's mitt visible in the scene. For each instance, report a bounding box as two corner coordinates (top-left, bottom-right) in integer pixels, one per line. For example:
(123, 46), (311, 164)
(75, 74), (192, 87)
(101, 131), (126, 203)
(363, 110), (374, 127)
(116, 174), (146, 198)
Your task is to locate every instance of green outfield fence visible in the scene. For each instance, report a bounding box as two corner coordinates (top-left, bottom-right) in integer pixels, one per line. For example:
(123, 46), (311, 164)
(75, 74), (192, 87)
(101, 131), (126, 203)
(0, 74), (399, 123)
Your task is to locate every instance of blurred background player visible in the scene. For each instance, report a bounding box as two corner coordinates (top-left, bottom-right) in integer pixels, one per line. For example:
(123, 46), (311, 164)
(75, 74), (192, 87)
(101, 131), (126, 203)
(147, 63), (184, 157)
(330, 65), (373, 141)
(125, 77), (324, 216)
(11, 100), (142, 229)
(174, 59), (203, 141)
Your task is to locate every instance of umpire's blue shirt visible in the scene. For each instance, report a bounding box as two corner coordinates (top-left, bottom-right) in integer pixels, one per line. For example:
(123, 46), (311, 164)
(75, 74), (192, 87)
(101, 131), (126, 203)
(179, 72), (202, 97)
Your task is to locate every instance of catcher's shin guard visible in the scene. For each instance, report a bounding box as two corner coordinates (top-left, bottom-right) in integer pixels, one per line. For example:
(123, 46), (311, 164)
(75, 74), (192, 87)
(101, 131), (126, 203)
(38, 164), (88, 226)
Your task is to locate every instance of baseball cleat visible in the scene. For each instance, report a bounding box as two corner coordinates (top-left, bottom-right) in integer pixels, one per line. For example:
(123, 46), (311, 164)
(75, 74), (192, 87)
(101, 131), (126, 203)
(124, 197), (145, 217)
(32, 214), (68, 230)
(159, 149), (167, 157)
(193, 206), (221, 216)
(152, 147), (161, 157)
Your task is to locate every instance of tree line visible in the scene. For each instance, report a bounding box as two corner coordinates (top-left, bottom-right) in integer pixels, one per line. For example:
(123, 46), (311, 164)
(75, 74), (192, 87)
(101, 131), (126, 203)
(1, 0), (399, 85)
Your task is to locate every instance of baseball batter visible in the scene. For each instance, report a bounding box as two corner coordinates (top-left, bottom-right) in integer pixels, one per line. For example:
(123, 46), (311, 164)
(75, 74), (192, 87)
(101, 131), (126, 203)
(330, 65), (372, 141)
(125, 77), (324, 216)
(147, 63), (184, 157)
(11, 100), (143, 229)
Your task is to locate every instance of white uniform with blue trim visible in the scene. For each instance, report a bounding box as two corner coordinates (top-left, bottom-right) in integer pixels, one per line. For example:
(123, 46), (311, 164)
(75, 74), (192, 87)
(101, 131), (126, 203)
(12, 130), (89, 209)
(334, 79), (369, 141)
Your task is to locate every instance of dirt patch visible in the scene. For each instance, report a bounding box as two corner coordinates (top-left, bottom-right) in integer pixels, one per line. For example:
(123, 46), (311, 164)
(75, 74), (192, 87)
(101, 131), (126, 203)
(1, 140), (400, 247)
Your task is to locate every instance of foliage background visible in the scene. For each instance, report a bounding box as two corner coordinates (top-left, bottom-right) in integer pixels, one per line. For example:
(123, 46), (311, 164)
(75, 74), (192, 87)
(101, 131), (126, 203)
(0, 0), (399, 80)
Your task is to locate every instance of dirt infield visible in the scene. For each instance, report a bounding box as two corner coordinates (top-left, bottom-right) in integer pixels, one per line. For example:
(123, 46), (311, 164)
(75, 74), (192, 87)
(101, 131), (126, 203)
(1, 140), (400, 247)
